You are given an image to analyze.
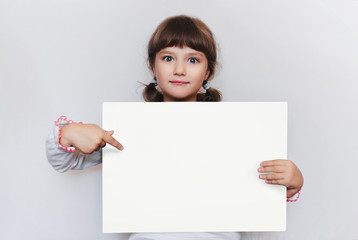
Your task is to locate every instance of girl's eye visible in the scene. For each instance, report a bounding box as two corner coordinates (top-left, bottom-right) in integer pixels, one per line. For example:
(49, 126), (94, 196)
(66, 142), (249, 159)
(163, 56), (173, 62)
(188, 57), (199, 63)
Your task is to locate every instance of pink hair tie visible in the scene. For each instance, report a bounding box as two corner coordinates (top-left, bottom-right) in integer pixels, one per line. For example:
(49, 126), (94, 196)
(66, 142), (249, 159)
(286, 188), (301, 202)
(55, 115), (82, 152)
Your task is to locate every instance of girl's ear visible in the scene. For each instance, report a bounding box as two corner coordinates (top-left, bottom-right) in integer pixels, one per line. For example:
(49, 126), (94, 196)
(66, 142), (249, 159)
(204, 69), (210, 81)
(152, 66), (157, 79)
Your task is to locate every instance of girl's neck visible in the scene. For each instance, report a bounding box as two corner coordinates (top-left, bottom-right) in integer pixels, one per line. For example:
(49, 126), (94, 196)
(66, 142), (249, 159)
(163, 94), (197, 102)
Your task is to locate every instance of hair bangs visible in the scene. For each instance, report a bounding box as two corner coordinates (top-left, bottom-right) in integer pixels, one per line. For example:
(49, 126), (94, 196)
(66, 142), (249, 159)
(156, 19), (209, 53)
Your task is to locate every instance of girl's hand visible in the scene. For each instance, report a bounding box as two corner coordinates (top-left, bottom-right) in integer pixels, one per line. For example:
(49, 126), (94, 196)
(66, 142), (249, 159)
(60, 123), (124, 154)
(258, 159), (304, 198)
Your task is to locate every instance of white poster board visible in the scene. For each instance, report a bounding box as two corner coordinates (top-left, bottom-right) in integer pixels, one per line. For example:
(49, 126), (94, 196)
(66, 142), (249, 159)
(103, 102), (287, 233)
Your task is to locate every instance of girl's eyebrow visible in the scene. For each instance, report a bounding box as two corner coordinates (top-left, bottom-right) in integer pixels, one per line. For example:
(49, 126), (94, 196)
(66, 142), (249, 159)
(158, 50), (175, 55)
(187, 52), (205, 57)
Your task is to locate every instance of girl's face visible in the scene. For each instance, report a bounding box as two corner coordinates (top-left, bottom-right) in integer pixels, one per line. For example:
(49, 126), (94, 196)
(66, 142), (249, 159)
(153, 46), (210, 102)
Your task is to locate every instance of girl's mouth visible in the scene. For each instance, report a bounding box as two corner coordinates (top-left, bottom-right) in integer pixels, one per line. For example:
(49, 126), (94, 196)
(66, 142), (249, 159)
(170, 81), (189, 85)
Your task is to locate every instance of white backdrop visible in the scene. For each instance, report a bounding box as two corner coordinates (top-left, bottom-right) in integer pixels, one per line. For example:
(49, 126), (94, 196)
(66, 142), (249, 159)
(1, 0), (357, 239)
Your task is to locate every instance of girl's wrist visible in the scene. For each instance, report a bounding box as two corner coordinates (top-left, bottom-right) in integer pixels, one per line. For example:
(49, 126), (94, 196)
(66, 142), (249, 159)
(287, 187), (301, 202)
(59, 124), (73, 147)
(286, 185), (302, 201)
(55, 115), (81, 152)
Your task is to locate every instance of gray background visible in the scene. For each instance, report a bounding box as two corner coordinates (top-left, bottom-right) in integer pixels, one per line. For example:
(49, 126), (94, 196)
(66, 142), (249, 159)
(1, 0), (357, 239)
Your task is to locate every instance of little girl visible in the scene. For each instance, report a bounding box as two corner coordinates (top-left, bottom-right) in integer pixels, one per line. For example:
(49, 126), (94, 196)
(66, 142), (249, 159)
(46, 15), (304, 240)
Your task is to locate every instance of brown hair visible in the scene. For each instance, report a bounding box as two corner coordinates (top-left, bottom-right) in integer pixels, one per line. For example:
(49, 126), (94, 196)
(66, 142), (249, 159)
(142, 15), (222, 102)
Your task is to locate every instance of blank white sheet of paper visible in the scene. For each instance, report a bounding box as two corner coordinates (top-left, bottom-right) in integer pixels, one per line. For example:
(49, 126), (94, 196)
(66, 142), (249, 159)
(103, 102), (287, 233)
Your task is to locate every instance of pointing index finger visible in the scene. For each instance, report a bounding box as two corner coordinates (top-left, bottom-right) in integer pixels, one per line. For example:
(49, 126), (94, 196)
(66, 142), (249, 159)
(103, 131), (124, 150)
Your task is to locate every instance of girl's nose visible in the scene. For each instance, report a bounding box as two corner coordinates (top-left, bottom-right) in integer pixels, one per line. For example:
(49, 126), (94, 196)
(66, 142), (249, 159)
(174, 61), (186, 76)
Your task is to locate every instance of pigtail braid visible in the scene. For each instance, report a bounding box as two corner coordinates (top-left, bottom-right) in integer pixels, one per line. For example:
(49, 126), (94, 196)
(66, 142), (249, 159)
(196, 81), (222, 102)
(142, 82), (164, 102)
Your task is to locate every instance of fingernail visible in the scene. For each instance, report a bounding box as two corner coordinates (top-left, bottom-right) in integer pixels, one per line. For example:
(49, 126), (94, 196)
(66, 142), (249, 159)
(120, 146), (124, 151)
(258, 167), (263, 172)
(259, 175), (264, 179)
